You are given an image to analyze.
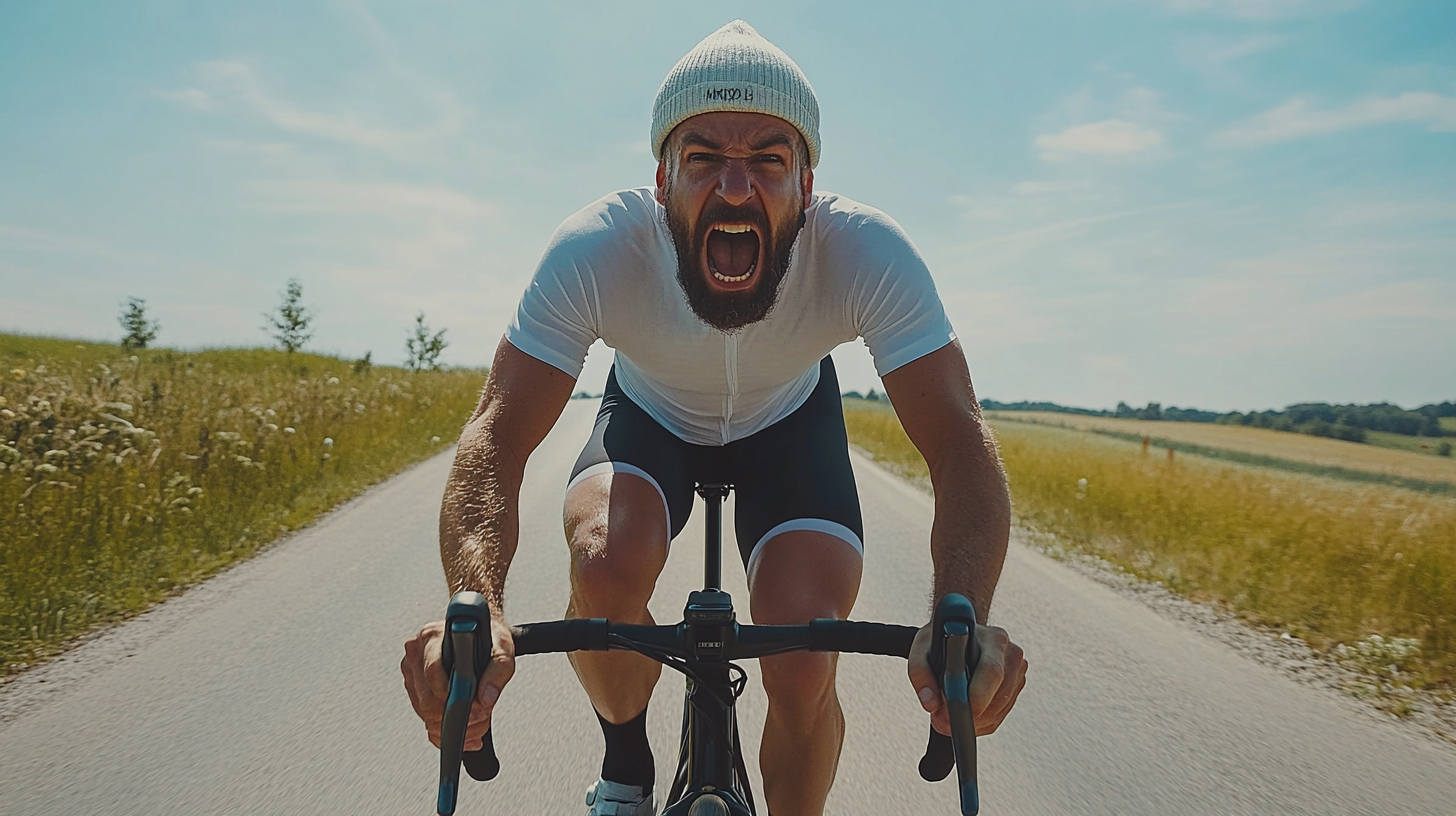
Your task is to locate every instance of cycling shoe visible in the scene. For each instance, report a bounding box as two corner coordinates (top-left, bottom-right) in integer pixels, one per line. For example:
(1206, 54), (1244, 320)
(584, 778), (656, 816)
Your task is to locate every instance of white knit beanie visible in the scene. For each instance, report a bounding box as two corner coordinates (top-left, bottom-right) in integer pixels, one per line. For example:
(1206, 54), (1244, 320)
(651, 20), (821, 168)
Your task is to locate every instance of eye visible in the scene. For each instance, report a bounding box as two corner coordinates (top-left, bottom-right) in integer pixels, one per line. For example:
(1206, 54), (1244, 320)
(758, 154), (785, 164)
(687, 152), (719, 164)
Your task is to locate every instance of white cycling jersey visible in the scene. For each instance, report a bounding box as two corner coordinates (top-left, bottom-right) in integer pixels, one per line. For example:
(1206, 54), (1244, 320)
(506, 187), (955, 446)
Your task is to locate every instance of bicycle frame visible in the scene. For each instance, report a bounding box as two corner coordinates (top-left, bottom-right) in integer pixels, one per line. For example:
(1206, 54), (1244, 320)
(435, 483), (981, 816)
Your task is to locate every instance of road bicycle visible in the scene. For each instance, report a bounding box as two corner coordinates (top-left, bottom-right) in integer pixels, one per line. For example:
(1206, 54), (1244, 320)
(433, 484), (982, 816)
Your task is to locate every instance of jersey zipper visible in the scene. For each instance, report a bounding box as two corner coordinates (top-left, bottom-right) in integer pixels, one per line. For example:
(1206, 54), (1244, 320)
(722, 333), (739, 444)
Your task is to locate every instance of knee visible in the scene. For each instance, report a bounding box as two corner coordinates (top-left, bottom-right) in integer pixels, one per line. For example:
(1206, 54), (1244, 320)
(568, 518), (661, 615)
(761, 652), (838, 719)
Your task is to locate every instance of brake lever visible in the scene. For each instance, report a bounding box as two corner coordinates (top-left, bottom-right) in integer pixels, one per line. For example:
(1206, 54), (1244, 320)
(916, 593), (980, 816)
(943, 620), (980, 816)
(438, 591), (490, 816)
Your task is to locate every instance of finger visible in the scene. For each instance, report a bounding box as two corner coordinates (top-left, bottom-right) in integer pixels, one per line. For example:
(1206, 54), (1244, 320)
(981, 649), (1027, 722)
(906, 625), (939, 714)
(401, 641), (442, 721)
(968, 627), (1010, 719)
(464, 715), (492, 752)
(976, 669), (1027, 736)
(419, 624), (450, 701)
(478, 621), (517, 710)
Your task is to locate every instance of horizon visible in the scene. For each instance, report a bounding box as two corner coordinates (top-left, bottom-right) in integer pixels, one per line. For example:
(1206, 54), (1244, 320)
(1, 1), (1452, 412)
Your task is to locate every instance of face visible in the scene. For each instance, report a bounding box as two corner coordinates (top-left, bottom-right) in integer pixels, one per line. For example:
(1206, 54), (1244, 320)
(657, 112), (814, 332)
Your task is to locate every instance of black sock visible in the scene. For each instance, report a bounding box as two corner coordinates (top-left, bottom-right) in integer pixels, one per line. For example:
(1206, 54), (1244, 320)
(597, 707), (654, 793)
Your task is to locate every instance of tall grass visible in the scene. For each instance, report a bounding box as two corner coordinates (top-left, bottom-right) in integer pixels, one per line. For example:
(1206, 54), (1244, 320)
(844, 405), (1456, 684)
(1, 335), (483, 673)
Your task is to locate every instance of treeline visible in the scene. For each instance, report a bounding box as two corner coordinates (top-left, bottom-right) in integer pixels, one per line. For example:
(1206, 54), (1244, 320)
(1216, 402), (1454, 442)
(978, 397), (1456, 447)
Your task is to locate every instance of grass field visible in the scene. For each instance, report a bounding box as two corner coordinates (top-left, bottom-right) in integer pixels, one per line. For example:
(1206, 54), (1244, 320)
(845, 403), (1456, 687)
(1, 334), (484, 673)
(986, 411), (1456, 491)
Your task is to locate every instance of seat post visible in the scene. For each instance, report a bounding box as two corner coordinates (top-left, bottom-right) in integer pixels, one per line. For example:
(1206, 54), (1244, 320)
(695, 484), (730, 590)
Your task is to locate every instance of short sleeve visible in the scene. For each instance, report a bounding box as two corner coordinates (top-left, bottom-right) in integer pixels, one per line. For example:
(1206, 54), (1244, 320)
(841, 209), (956, 376)
(504, 218), (606, 378)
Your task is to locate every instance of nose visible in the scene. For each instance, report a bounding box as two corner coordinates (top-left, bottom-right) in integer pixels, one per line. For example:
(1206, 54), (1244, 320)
(716, 160), (754, 207)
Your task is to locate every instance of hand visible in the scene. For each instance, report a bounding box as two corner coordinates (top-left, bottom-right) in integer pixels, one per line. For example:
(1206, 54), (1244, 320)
(908, 621), (1027, 737)
(401, 613), (516, 751)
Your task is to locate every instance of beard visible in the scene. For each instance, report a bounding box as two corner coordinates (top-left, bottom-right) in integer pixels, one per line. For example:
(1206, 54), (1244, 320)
(664, 189), (804, 333)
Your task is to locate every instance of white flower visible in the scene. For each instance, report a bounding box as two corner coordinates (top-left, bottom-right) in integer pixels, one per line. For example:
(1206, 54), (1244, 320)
(327, 377), (340, 385)
(323, 437), (333, 447)
(283, 427), (296, 434)
(265, 408), (276, 417)
(431, 436), (441, 444)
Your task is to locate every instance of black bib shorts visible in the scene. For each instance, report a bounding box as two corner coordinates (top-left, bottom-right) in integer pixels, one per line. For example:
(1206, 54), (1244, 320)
(567, 356), (864, 578)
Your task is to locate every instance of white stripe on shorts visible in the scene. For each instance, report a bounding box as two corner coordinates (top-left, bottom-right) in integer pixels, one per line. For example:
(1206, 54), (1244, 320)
(746, 518), (864, 587)
(564, 461), (672, 540)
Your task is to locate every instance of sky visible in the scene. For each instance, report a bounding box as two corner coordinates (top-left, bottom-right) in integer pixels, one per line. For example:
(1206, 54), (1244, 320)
(0, 0), (1452, 412)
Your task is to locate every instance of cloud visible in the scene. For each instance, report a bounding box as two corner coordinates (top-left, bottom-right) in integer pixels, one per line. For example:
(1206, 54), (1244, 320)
(250, 180), (497, 220)
(155, 88), (215, 110)
(0, 223), (160, 267)
(1152, 0), (1361, 19)
(1315, 280), (1456, 322)
(1215, 92), (1456, 147)
(161, 60), (459, 153)
(1034, 119), (1165, 159)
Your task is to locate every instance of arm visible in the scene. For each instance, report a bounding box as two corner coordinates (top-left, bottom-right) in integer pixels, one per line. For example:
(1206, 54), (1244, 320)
(402, 337), (576, 749)
(881, 340), (1027, 735)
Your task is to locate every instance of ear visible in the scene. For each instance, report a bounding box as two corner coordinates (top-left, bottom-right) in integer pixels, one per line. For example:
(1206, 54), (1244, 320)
(801, 169), (815, 210)
(655, 160), (667, 205)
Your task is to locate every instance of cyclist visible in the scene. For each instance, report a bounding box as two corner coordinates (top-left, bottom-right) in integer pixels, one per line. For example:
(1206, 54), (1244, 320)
(402, 20), (1028, 816)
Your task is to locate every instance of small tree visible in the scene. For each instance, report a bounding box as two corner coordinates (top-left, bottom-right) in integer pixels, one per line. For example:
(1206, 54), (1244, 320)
(118, 297), (160, 349)
(263, 278), (314, 353)
(405, 312), (448, 371)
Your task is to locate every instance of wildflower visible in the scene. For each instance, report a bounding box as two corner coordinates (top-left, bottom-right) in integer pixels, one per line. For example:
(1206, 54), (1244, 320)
(265, 408), (276, 417)
(265, 423), (278, 431)
(9, 369), (24, 379)
(34, 365), (46, 374)
(327, 377), (340, 385)
(431, 436), (441, 444)
(283, 427), (296, 434)
(129, 355), (139, 364)
(323, 437), (334, 447)
(1, 409), (14, 420)
(36, 464), (60, 475)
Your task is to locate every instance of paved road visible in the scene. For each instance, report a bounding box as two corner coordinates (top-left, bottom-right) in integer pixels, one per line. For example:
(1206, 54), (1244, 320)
(3, 401), (1455, 815)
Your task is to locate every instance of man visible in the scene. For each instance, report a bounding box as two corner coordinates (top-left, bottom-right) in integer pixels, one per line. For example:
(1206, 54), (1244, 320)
(402, 20), (1028, 816)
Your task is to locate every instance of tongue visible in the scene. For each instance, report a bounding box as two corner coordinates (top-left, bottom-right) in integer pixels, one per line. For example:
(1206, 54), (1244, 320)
(706, 230), (759, 279)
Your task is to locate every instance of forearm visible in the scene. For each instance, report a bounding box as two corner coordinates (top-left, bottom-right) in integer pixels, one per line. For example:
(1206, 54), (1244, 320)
(927, 428), (1011, 623)
(438, 413), (526, 614)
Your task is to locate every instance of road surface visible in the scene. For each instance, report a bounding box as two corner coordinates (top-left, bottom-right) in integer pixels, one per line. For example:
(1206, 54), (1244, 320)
(3, 401), (1455, 815)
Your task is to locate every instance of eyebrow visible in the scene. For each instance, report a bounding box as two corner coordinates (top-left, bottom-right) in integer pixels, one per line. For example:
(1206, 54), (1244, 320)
(679, 132), (723, 151)
(677, 131), (796, 153)
(749, 134), (794, 152)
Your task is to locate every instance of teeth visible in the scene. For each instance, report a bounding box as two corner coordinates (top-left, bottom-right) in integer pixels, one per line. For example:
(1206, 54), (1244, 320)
(707, 255), (756, 283)
(713, 224), (753, 234)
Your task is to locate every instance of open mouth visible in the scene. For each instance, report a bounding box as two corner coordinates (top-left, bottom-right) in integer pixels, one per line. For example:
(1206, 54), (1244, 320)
(704, 223), (762, 287)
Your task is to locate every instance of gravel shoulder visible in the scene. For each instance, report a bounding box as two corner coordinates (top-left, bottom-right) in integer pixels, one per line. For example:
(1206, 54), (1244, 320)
(861, 446), (1456, 750)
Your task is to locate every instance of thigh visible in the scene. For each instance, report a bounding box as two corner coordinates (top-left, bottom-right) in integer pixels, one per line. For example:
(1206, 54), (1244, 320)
(729, 356), (865, 581)
(568, 366), (697, 542)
